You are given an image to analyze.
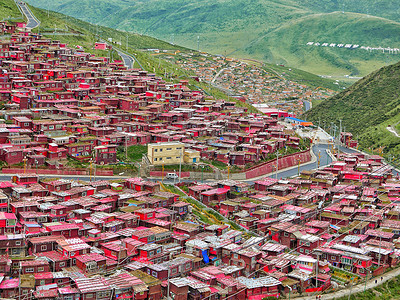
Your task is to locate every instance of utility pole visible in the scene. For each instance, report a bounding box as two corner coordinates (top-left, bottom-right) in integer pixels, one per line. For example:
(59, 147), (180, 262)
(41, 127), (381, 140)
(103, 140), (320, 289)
(378, 234), (382, 266)
(197, 36), (200, 52)
(315, 254), (319, 288)
(89, 158), (93, 182)
(318, 151), (321, 168)
(339, 119), (342, 145)
(276, 151), (279, 180)
(179, 149), (182, 183)
(297, 156), (301, 176)
(166, 268), (171, 300)
(125, 135), (128, 160)
(23, 156), (27, 174)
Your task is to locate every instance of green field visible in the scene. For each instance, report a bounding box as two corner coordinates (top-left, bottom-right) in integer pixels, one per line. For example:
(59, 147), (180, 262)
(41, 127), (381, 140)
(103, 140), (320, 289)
(25, 0), (400, 77)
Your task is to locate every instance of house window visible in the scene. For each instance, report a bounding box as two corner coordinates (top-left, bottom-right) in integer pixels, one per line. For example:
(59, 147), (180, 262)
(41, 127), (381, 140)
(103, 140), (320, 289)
(167, 157), (171, 160)
(305, 249), (309, 254)
(299, 248), (304, 253)
(38, 267), (44, 272)
(283, 232), (289, 237)
(331, 256), (336, 261)
(59, 262), (66, 267)
(41, 245), (47, 251)
(166, 148), (172, 150)
(152, 270), (157, 277)
(25, 267), (34, 273)
(15, 241), (21, 246)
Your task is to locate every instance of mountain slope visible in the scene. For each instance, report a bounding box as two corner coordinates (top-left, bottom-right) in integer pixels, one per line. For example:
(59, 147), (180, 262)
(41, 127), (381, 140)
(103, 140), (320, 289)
(0, 0), (24, 21)
(25, 0), (400, 78)
(304, 61), (400, 156)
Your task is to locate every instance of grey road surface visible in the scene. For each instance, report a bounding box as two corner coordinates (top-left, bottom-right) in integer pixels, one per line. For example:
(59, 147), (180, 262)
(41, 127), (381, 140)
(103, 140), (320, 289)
(15, 1), (40, 29)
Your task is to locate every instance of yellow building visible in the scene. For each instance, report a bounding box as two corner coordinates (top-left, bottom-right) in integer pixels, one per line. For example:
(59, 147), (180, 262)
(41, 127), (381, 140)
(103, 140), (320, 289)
(147, 142), (185, 166)
(184, 149), (200, 164)
(147, 142), (201, 166)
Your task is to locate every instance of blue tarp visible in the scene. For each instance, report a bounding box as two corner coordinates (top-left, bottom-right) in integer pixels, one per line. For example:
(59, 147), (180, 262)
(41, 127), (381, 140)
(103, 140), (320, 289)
(286, 116), (307, 123)
(202, 250), (209, 263)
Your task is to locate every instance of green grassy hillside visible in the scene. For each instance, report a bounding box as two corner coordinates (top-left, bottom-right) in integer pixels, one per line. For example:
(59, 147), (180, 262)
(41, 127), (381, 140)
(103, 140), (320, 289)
(0, 0), (24, 22)
(304, 61), (400, 157)
(25, 0), (400, 78)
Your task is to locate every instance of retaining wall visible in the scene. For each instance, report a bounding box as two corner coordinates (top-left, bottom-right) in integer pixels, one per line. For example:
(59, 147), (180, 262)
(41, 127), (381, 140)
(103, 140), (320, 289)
(244, 149), (311, 179)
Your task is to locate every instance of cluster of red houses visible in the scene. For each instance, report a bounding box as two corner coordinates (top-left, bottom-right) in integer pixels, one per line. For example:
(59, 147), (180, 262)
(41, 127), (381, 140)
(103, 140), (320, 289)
(0, 21), (17, 35)
(0, 151), (398, 299)
(0, 31), (306, 170)
(0, 173), (300, 300)
(183, 151), (400, 295)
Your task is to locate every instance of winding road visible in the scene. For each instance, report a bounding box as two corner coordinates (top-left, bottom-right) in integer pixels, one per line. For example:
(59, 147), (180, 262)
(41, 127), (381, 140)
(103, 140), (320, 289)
(14, 0), (40, 29)
(116, 49), (136, 69)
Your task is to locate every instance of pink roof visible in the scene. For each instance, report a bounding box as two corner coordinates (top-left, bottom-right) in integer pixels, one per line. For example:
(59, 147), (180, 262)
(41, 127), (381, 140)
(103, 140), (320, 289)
(34, 272), (53, 279)
(201, 188), (229, 196)
(0, 278), (19, 289)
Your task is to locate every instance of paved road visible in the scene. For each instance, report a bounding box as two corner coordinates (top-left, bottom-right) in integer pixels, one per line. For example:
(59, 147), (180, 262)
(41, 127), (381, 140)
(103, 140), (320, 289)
(303, 100), (311, 112)
(211, 67), (229, 83)
(15, 0), (40, 29)
(262, 144), (332, 181)
(99, 38), (142, 70)
(116, 50), (135, 69)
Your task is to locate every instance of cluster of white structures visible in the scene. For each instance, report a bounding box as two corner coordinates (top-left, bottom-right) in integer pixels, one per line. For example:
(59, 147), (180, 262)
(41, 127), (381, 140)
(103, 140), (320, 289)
(306, 42), (400, 54)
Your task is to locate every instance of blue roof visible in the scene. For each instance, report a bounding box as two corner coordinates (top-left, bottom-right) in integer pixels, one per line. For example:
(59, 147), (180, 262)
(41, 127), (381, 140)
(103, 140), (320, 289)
(286, 117), (307, 123)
